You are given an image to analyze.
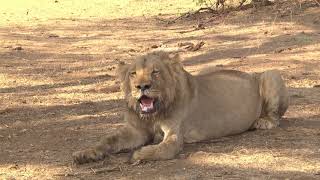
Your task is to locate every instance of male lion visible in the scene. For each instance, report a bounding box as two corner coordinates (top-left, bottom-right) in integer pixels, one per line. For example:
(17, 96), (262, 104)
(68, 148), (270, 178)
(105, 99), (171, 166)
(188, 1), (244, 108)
(73, 51), (289, 164)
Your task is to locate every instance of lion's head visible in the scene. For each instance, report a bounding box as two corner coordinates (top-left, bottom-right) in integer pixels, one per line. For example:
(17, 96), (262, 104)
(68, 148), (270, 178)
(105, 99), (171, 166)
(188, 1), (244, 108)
(117, 51), (187, 119)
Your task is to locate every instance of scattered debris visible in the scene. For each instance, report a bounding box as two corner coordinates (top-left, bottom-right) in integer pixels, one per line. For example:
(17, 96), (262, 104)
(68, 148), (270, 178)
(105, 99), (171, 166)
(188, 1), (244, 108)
(290, 76), (297, 80)
(178, 153), (187, 159)
(54, 166), (121, 177)
(128, 48), (137, 52)
(131, 160), (143, 166)
(156, 7), (219, 25)
(194, 23), (205, 30)
(291, 94), (305, 98)
(151, 44), (159, 48)
(232, 56), (244, 59)
(178, 41), (205, 51)
(8, 164), (19, 170)
(274, 47), (292, 53)
(274, 49), (285, 53)
(48, 34), (59, 38)
(19, 129), (28, 133)
(54, 173), (75, 177)
(91, 166), (120, 174)
(178, 42), (194, 47)
(13, 46), (23, 51)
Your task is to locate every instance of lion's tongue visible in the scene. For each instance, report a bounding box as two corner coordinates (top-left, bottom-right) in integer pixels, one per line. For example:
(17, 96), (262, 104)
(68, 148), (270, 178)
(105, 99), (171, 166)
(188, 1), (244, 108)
(140, 98), (154, 112)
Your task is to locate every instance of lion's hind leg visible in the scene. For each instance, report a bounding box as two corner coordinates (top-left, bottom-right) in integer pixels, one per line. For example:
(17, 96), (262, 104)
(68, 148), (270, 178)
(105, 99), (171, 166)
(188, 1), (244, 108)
(252, 70), (289, 130)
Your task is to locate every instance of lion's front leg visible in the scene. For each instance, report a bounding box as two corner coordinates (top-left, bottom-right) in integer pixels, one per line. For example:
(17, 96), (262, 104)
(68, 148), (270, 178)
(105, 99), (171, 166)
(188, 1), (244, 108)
(132, 126), (182, 161)
(73, 125), (150, 164)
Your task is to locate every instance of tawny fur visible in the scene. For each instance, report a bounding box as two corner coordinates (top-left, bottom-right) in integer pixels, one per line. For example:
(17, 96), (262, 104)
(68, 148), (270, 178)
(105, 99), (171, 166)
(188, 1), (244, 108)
(72, 51), (289, 164)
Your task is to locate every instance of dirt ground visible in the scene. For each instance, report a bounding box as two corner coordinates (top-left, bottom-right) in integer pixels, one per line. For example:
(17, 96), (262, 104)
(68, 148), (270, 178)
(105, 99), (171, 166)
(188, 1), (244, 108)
(0, 0), (320, 179)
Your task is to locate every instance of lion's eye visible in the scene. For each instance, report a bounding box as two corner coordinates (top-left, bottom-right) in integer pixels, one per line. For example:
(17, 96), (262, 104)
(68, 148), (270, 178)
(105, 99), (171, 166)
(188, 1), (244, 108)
(130, 71), (136, 77)
(152, 70), (160, 75)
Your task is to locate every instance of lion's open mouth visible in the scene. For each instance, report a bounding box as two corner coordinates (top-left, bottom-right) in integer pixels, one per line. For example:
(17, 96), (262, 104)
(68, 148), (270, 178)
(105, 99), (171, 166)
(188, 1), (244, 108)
(139, 95), (156, 113)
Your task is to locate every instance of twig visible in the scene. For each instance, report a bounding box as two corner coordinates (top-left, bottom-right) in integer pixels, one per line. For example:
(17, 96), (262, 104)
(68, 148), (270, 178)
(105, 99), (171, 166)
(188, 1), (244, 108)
(193, 7), (216, 14)
(91, 167), (121, 174)
(238, 0), (247, 8)
(158, 7), (218, 24)
(54, 166), (121, 177)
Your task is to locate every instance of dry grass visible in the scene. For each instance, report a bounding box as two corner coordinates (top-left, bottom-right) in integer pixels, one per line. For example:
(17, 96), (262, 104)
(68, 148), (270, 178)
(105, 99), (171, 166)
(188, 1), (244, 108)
(0, 0), (320, 179)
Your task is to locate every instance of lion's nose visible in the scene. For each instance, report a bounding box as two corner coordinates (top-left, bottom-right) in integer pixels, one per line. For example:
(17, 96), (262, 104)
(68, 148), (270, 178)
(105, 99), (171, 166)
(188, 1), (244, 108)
(136, 84), (151, 91)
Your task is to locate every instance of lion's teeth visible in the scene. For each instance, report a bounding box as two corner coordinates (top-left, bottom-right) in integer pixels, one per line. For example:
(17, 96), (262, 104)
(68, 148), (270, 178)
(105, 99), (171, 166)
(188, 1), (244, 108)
(140, 102), (154, 112)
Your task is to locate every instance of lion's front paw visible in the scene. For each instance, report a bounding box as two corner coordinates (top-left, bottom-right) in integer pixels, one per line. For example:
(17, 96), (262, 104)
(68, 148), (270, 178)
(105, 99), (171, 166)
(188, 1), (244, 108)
(72, 149), (105, 164)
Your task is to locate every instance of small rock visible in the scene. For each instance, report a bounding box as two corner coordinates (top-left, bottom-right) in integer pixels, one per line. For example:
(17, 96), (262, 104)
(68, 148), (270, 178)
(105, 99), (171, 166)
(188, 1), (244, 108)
(8, 164), (19, 170)
(195, 23), (205, 30)
(48, 34), (59, 38)
(128, 49), (136, 52)
(151, 44), (159, 48)
(13, 46), (23, 51)
(107, 66), (115, 71)
(313, 85), (320, 88)
(274, 48), (285, 53)
(291, 94), (304, 98)
(179, 153), (187, 159)
(19, 129), (28, 133)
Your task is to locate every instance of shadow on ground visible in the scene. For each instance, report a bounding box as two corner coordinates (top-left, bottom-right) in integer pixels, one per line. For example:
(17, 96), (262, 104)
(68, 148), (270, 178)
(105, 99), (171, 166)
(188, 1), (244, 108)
(0, 1), (320, 179)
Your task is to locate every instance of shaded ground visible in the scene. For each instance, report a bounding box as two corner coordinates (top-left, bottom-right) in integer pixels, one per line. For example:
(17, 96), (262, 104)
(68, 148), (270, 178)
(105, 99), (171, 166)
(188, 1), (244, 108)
(0, 0), (320, 179)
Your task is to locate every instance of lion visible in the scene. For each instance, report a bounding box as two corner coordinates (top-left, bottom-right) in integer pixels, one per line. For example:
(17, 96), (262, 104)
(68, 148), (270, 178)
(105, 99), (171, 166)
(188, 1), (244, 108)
(72, 51), (289, 164)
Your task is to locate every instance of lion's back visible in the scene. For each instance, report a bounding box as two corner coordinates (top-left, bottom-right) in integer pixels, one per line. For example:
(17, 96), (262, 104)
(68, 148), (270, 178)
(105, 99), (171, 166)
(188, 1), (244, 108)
(183, 70), (263, 142)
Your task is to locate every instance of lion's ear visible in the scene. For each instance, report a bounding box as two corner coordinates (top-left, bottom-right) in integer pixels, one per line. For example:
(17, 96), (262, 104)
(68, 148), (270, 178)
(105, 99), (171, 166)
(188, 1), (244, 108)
(168, 53), (180, 61)
(167, 52), (182, 66)
(116, 61), (129, 81)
